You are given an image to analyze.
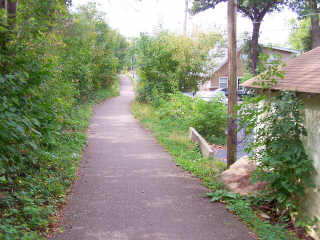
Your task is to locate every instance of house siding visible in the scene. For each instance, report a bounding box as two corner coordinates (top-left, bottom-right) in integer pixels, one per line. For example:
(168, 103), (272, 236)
(261, 93), (320, 239)
(241, 47), (320, 239)
(301, 94), (320, 240)
(208, 48), (295, 90)
(209, 50), (245, 90)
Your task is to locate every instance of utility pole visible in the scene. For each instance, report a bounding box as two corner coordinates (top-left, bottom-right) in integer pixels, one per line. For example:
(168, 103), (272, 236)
(227, 0), (237, 168)
(183, 0), (188, 35)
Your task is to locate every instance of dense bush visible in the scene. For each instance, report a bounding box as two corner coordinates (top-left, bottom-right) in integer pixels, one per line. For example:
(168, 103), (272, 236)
(0, 2), (127, 239)
(135, 31), (223, 103)
(192, 98), (227, 145)
(154, 93), (227, 145)
(239, 91), (316, 230)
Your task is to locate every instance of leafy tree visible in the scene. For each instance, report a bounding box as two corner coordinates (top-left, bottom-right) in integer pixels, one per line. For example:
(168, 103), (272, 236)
(191, 0), (288, 75)
(289, 18), (312, 51)
(0, 0), (17, 28)
(289, 0), (320, 49)
(113, 33), (129, 72)
(135, 31), (223, 103)
(0, 2), (127, 238)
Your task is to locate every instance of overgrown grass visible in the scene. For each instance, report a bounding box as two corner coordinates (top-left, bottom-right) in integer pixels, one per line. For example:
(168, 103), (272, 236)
(0, 79), (120, 240)
(132, 99), (297, 240)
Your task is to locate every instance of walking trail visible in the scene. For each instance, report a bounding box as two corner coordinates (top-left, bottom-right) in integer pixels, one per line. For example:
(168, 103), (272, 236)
(50, 76), (254, 240)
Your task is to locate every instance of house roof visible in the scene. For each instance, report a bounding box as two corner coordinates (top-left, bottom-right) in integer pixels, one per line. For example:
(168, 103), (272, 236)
(241, 47), (320, 94)
(260, 45), (300, 55)
(212, 45), (298, 75)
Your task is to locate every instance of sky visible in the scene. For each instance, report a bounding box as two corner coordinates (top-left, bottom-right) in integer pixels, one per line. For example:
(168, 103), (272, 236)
(72, 0), (297, 47)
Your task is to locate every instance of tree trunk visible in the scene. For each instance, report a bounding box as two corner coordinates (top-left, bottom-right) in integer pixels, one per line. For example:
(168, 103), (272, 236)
(227, 0), (237, 168)
(6, 0), (17, 28)
(1, 0), (5, 9)
(250, 21), (261, 75)
(309, 0), (320, 48)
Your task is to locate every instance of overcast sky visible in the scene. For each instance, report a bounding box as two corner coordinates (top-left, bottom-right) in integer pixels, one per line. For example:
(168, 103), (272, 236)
(72, 0), (297, 47)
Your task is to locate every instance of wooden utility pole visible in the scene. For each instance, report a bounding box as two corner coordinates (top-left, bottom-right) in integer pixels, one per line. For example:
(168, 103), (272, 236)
(183, 0), (188, 35)
(227, 0), (237, 168)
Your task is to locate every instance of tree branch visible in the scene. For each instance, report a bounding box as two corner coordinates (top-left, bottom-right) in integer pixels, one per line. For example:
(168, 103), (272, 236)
(238, 5), (254, 21)
(191, 0), (227, 15)
(258, 0), (278, 20)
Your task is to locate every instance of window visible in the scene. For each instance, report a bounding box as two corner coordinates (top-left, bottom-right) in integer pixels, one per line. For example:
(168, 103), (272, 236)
(220, 76), (244, 90)
(219, 77), (228, 88)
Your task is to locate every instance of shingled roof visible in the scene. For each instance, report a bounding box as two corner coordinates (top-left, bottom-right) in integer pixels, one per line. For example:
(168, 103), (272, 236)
(241, 47), (320, 94)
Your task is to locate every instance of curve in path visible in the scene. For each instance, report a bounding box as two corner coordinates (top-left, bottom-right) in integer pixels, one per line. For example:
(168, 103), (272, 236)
(50, 76), (254, 240)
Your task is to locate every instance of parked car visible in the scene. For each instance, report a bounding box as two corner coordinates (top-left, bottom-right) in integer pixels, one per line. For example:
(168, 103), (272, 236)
(219, 87), (247, 100)
(195, 89), (227, 103)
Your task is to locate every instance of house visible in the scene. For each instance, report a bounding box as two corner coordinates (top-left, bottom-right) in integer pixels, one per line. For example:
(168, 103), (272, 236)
(242, 46), (320, 239)
(203, 45), (299, 91)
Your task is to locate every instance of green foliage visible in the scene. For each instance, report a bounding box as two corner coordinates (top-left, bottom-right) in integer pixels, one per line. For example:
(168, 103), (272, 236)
(206, 191), (296, 239)
(238, 73), (316, 235)
(228, 198), (295, 240)
(256, 52), (286, 79)
(288, 0), (320, 50)
(289, 18), (312, 51)
(135, 32), (179, 103)
(191, 0), (287, 16)
(0, 1), (125, 239)
(240, 92), (316, 221)
(0, 82), (120, 240)
(236, 53), (317, 235)
(192, 0), (288, 74)
(135, 31), (223, 103)
(150, 93), (227, 145)
(289, 0), (320, 18)
(191, 97), (227, 145)
(242, 36), (286, 75)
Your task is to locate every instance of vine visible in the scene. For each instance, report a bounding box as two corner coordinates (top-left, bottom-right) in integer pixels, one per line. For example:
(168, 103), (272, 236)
(238, 63), (317, 234)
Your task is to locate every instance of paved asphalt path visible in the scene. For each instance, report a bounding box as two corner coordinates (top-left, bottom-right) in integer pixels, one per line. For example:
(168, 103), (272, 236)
(50, 76), (254, 240)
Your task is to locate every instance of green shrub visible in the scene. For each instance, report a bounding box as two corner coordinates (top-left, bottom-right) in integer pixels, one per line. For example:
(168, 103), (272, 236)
(152, 93), (227, 145)
(239, 91), (316, 229)
(135, 31), (224, 103)
(191, 98), (227, 144)
(0, 2), (126, 239)
(135, 33), (179, 103)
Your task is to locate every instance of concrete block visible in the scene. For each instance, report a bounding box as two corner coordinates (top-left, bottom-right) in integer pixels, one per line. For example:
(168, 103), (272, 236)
(189, 127), (214, 159)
